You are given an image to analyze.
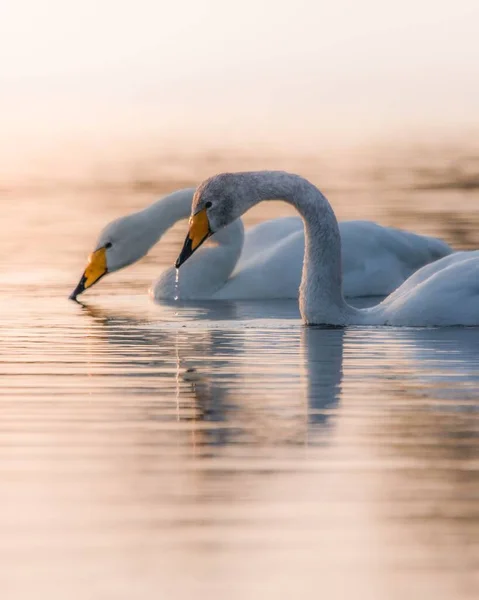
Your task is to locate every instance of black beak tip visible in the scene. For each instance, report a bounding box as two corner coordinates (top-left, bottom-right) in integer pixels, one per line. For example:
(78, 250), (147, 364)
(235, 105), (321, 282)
(69, 276), (86, 301)
(176, 237), (194, 269)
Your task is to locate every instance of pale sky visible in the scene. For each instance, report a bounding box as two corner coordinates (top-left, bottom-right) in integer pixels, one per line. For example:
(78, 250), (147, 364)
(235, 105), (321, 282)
(1, 0), (478, 149)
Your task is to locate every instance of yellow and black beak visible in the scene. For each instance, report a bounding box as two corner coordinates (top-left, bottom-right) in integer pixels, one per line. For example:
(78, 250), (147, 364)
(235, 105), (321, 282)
(69, 246), (108, 300)
(175, 207), (212, 268)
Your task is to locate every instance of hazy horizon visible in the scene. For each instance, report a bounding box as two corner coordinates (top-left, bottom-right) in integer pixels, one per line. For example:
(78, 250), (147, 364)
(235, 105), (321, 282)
(1, 0), (478, 160)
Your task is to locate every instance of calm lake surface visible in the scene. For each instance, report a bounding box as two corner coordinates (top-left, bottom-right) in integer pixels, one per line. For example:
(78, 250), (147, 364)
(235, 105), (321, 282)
(1, 149), (478, 599)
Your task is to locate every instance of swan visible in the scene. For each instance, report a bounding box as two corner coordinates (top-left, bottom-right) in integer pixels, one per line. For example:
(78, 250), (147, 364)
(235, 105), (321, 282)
(70, 186), (452, 301)
(175, 171), (478, 327)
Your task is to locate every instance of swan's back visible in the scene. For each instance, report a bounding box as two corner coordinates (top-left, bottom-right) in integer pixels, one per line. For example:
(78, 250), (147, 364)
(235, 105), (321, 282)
(217, 228), (305, 300)
(381, 252), (479, 326)
(238, 216), (303, 265)
(217, 219), (454, 300)
(340, 221), (452, 296)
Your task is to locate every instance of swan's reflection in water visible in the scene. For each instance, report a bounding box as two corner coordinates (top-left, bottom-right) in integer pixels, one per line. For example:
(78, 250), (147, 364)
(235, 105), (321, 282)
(79, 301), (345, 447)
(78, 300), (478, 448)
(3, 296), (476, 599)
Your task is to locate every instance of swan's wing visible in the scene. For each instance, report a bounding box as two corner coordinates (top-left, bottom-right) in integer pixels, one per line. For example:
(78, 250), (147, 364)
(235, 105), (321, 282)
(341, 221), (452, 265)
(381, 253), (479, 326)
(381, 251), (478, 301)
(340, 221), (453, 296)
(239, 216), (303, 265)
(223, 220), (454, 300)
(215, 230), (304, 300)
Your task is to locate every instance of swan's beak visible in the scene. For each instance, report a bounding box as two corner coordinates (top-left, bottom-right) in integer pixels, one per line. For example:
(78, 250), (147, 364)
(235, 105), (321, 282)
(69, 247), (108, 300)
(175, 207), (211, 268)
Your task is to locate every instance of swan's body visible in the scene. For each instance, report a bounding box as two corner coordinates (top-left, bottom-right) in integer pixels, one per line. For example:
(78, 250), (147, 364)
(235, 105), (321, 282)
(71, 187), (452, 301)
(176, 171), (478, 327)
(220, 220), (451, 300)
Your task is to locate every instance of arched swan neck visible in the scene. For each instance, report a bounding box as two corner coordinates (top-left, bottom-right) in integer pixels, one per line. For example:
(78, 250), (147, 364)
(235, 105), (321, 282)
(228, 171), (351, 324)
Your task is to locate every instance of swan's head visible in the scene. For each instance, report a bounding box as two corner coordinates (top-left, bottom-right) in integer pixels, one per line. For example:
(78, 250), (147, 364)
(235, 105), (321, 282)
(176, 173), (248, 268)
(70, 211), (159, 300)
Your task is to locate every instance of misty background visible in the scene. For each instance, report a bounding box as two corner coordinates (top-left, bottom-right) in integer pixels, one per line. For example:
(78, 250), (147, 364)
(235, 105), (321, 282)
(1, 0), (478, 179)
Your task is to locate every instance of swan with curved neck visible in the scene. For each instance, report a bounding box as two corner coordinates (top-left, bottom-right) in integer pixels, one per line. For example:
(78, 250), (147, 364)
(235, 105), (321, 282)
(176, 171), (478, 326)
(70, 189), (244, 300)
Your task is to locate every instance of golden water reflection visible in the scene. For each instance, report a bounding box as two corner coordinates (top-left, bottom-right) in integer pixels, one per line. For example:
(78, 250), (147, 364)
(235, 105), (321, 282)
(0, 149), (478, 599)
(0, 292), (477, 600)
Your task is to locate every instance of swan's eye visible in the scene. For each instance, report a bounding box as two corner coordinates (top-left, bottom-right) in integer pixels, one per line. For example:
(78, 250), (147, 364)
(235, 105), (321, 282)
(205, 201), (212, 209)
(105, 242), (112, 249)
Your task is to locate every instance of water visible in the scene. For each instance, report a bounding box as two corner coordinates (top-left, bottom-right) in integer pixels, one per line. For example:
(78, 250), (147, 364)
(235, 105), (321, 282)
(0, 149), (478, 599)
(174, 267), (180, 301)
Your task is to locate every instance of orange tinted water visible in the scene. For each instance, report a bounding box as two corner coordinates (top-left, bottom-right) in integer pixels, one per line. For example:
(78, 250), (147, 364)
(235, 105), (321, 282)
(0, 148), (478, 599)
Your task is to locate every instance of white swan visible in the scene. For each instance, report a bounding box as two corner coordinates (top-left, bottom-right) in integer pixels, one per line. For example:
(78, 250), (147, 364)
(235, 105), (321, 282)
(175, 171), (478, 327)
(70, 186), (452, 301)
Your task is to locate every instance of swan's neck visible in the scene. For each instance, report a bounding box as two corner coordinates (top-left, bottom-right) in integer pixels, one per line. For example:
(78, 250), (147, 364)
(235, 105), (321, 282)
(139, 189), (197, 245)
(234, 171), (356, 324)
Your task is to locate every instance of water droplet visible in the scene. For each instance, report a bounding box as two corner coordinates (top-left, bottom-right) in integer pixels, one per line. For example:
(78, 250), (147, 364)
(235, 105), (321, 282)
(174, 268), (179, 301)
